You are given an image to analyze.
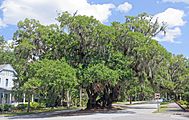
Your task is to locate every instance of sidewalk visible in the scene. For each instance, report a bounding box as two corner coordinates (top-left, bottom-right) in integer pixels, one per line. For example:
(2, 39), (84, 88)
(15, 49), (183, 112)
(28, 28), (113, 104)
(166, 103), (185, 114)
(165, 103), (189, 118)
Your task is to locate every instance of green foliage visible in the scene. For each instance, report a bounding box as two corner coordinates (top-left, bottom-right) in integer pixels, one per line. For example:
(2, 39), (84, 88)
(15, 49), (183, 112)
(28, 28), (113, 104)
(178, 100), (188, 106)
(124, 13), (166, 37)
(160, 102), (169, 105)
(28, 59), (77, 107)
(30, 102), (40, 110)
(183, 91), (189, 104)
(83, 63), (119, 85)
(30, 59), (77, 89)
(4, 104), (14, 111)
(10, 11), (189, 110)
(0, 35), (16, 64)
(16, 104), (28, 111)
(0, 104), (15, 112)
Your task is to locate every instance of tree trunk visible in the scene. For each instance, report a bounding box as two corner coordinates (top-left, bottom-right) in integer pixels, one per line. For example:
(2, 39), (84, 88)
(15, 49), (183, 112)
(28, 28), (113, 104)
(87, 97), (92, 109)
(179, 94), (182, 101)
(86, 85), (93, 109)
(129, 95), (132, 104)
(86, 84), (120, 110)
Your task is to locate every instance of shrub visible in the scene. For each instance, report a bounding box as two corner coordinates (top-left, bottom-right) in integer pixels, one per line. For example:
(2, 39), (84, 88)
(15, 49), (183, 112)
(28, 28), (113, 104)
(0, 104), (3, 112)
(38, 102), (46, 108)
(4, 104), (14, 111)
(178, 100), (188, 105)
(30, 102), (46, 109)
(0, 104), (15, 112)
(16, 104), (27, 110)
(30, 102), (39, 110)
(183, 92), (189, 103)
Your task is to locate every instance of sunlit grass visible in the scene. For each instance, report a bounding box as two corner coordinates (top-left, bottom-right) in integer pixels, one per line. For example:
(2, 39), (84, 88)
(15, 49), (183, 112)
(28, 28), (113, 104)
(0, 106), (79, 117)
(153, 103), (168, 113)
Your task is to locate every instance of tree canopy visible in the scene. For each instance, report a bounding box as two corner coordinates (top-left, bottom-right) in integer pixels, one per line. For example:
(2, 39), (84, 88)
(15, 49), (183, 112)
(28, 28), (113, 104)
(0, 12), (188, 110)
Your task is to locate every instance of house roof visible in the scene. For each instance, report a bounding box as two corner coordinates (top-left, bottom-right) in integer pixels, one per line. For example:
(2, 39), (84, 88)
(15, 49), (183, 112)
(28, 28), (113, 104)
(0, 87), (12, 91)
(0, 64), (17, 75)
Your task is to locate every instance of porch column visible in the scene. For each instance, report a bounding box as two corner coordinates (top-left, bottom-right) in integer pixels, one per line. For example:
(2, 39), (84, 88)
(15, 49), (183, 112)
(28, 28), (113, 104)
(179, 94), (182, 101)
(9, 93), (12, 104)
(2, 92), (5, 104)
(23, 93), (26, 104)
(31, 94), (34, 102)
(67, 90), (70, 108)
(79, 87), (82, 107)
(0, 92), (1, 104)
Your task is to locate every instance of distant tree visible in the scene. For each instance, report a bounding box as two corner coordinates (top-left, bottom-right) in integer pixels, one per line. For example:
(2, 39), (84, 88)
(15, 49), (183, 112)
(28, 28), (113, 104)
(29, 59), (77, 107)
(21, 78), (41, 112)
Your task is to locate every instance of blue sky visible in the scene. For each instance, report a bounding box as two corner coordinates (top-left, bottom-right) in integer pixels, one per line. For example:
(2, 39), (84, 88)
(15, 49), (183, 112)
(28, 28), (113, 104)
(0, 0), (188, 57)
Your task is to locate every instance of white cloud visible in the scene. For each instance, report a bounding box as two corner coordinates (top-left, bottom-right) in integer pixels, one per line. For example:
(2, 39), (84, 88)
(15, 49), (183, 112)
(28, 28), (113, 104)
(156, 1), (160, 4)
(162, 0), (189, 4)
(0, 18), (6, 27)
(117, 2), (132, 13)
(153, 8), (186, 43)
(154, 27), (181, 43)
(3, 39), (14, 51)
(7, 39), (13, 45)
(0, 0), (115, 26)
(154, 8), (185, 27)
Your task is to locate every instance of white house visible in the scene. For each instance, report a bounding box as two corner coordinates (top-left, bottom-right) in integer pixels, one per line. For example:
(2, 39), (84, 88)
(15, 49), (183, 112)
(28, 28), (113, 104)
(0, 64), (17, 104)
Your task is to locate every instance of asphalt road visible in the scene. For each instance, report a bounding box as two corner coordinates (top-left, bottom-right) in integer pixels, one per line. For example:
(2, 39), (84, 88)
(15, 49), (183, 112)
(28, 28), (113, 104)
(1, 103), (189, 120)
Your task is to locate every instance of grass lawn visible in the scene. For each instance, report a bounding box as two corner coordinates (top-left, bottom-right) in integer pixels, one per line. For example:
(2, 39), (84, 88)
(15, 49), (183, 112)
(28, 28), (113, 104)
(114, 101), (147, 105)
(0, 106), (79, 117)
(153, 102), (169, 113)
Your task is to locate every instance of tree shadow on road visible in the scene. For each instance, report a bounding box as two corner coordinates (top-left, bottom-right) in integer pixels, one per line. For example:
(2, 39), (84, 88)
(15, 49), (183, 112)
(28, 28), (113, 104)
(183, 114), (189, 118)
(7, 109), (136, 119)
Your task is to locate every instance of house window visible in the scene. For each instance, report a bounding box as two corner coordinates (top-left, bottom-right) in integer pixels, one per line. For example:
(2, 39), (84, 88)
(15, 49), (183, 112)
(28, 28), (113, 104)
(5, 71), (9, 76)
(6, 79), (8, 87)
